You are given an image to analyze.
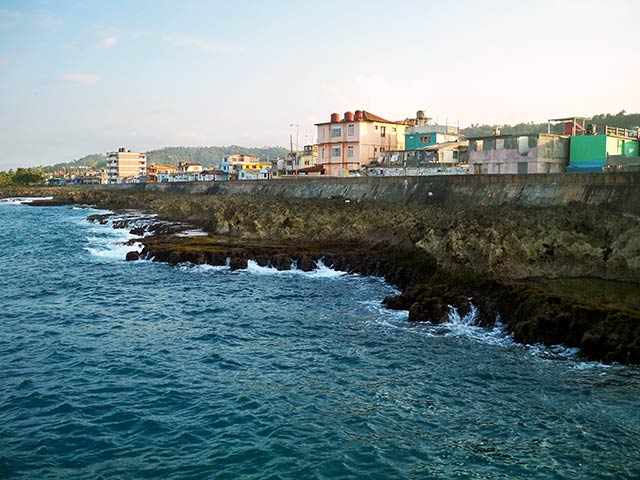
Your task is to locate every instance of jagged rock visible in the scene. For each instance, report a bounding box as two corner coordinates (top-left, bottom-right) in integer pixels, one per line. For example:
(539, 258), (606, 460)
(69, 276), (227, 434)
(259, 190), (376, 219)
(125, 251), (140, 261)
(229, 256), (248, 270)
(409, 297), (449, 324)
(297, 255), (316, 272)
(272, 254), (292, 271)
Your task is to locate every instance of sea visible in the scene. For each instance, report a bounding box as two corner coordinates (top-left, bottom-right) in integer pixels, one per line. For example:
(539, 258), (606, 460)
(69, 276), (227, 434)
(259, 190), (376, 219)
(1, 199), (639, 479)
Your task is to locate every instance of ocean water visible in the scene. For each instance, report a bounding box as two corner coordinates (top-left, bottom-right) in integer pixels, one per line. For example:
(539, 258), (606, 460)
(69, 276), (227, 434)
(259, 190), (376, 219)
(1, 201), (639, 479)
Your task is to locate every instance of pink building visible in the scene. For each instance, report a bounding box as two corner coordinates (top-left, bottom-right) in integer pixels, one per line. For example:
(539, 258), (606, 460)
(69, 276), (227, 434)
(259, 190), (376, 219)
(468, 133), (569, 174)
(316, 110), (406, 176)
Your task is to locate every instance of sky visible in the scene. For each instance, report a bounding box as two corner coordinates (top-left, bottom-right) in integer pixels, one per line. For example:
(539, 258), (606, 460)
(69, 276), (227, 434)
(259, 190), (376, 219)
(0, 0), (638, 169)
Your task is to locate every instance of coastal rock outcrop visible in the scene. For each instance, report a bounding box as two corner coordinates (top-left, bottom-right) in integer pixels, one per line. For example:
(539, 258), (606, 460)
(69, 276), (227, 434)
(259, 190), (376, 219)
(5, 187), (639, 364)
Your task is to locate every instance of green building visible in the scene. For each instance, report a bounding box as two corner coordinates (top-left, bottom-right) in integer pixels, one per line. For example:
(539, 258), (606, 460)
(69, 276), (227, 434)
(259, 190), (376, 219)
(568, 133), (639, 173)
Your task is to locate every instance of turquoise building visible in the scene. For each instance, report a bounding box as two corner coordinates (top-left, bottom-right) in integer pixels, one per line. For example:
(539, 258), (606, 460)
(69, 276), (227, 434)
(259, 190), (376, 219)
(568, 130), (639, 173)
(405, 124), (460, 151)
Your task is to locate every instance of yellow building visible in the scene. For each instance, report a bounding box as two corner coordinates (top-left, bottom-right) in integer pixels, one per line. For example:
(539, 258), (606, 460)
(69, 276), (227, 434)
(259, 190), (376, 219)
(316, 110), (406, 176)
(221, 154), (272, 180)
(107, 147), (147, 184)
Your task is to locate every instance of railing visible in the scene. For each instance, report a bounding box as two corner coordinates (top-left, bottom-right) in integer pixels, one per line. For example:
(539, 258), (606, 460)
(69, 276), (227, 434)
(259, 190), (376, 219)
(604, 125), (639, 138)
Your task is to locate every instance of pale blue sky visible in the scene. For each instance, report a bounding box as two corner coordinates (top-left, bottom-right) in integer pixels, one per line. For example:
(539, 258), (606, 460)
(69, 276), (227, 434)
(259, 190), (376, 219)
(0, 0), (638, 168)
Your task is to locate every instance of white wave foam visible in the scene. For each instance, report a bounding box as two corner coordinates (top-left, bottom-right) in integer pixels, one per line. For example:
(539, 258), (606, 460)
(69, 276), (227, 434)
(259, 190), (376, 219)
(81, 209), (142, 261)
(176, 263), (230, 273)
(447, 301), (479, 326)
(0, 196), (53, 205)
(176, 229), (208, 237)
(243, 259), (347, 279)
(84, 241), (142, 260)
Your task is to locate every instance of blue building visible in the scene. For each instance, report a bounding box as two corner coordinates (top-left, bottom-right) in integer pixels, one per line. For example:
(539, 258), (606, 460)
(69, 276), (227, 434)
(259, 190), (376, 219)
(404, 111), (460, 150)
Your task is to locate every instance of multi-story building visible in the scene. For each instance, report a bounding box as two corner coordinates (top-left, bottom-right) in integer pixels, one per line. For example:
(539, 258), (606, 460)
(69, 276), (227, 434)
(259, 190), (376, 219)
(405, 111), (460, 150)
(468, 133), (569, 174)
(281, 145), (319, 175)
(107, 147), (147, 184)
(315, 110), (407, 176)
(220, 154), (271, 180)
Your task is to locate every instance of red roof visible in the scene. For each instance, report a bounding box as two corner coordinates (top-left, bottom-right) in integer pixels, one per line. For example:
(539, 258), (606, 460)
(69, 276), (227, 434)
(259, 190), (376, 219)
(315, 110), (404, 126)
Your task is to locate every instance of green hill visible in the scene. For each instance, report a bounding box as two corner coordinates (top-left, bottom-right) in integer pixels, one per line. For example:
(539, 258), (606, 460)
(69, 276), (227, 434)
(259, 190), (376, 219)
(462, 110), (640, 138)
(40, 145), (289, 172)
(145, 146), (289, 167)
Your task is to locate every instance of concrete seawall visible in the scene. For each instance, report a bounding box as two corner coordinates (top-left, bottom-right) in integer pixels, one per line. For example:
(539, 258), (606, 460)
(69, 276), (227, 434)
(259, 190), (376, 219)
(98, 172), (640, 216)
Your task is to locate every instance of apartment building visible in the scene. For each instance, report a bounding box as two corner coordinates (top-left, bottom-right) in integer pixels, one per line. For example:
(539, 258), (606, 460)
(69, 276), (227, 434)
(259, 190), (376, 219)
(315, 110), (406, 176)
(107, 147), (147, 184)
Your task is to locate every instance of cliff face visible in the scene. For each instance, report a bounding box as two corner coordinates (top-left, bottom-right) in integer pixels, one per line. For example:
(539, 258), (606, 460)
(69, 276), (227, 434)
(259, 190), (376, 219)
(37, 188), (640, 282)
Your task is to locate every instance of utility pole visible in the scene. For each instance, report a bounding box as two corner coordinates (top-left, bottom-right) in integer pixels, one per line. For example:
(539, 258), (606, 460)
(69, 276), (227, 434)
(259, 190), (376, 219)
(290, 123), (299, 151)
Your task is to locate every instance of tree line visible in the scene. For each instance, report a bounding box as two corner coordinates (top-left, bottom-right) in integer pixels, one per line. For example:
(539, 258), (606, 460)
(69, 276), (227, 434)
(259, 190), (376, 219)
(462, 110), (640, 138)
(0, 168), (45, 186)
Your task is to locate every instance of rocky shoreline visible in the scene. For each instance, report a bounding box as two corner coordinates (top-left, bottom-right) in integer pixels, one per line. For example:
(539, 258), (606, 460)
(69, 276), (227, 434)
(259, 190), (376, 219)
(4, 187), (640, 364)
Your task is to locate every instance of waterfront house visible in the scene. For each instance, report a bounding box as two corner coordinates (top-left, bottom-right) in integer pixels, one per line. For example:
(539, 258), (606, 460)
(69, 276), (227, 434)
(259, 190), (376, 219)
(568, 126), (639, 172)
(154, 165), (178, 182)
(315, 110), (407, 177)
(467, 133), (569, 174)
(106, 147), (147, 184)
(405, 111), (460, 151)
(178, 162), (203, 174)
(221, 154), (272, 180)
(281, 145), (318, 176)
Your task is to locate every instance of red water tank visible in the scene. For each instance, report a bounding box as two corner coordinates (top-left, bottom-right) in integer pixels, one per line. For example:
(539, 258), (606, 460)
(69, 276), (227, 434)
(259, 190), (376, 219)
(354, 110), (364, 121)
(564, 122), (577, 136)
(331, 113), (340, 123)
(344, 111), (354, 122)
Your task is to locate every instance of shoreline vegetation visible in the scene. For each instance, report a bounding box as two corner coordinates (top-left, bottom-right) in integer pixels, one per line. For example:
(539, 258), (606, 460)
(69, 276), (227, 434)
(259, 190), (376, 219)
(3, 186), (639, 364)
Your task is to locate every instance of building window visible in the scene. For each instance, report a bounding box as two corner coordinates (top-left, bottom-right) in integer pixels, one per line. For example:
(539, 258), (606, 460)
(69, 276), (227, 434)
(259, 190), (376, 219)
(380, 126), (386, 137)
(348, 124), (355, 136)
(392, 127), (396, 133)
(331, 127), (342, 138)
(380, 147), (386, 153)
(347, 146), (354, 157)
(420, 135), (432, 144)
(331, 146), (341, 157)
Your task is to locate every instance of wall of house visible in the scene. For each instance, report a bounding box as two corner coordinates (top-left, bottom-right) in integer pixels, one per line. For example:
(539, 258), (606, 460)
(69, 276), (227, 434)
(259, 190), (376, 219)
(317, 120), (405, 176)
(405, 131), (458, 151)
(570, 135), (607, 164)
(469, 135), (568, 174)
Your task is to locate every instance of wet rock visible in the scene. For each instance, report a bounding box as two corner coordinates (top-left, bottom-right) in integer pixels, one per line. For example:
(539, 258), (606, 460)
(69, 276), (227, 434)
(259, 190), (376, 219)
(125, 251), (140, 261)
(297, 255), (316, 272)
(208, 251), (228, 266)
(229, 256), (248, 270)
(409, 297), (449, 324)
(272, 254), (292, 271)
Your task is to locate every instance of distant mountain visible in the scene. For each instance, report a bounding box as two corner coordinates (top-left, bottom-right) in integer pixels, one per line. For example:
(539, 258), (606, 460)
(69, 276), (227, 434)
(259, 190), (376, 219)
(462, 110), (640, 138)
(42, 153), (107, 173)
(40, 145), (290, 172)
(145, 146), (289, 167)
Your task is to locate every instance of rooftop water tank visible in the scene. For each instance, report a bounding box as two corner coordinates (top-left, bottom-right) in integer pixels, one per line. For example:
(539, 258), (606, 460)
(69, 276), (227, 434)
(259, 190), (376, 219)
(331, 113), (340, 123)
(355, 110), (364, 121)
(344, 111), (354, 122)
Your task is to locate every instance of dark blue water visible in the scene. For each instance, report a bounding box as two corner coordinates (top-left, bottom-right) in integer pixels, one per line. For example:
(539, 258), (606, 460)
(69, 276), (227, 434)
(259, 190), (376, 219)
(1, 200), (639, 479)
